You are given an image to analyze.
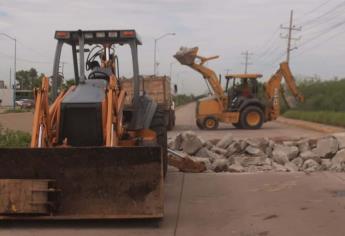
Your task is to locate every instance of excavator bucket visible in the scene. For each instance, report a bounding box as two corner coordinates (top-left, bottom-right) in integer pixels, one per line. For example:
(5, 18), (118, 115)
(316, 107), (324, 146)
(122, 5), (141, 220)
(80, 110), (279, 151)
(0, 146), (163, 220)
(174, 47), (199, 65)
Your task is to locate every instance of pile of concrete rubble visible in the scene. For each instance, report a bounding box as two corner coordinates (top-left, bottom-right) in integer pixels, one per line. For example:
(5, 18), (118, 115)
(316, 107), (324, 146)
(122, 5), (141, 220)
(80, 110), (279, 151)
(168, 131), (345, 173)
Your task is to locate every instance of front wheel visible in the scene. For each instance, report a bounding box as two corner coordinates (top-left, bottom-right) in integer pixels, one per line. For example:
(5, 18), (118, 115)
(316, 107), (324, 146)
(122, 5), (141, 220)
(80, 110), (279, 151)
(203, 116), (219, 130)
(240, 106), (264, 129)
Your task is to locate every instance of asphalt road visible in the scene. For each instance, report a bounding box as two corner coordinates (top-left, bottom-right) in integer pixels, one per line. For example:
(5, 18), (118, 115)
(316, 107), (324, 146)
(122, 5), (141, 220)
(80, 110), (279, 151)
(169, 102), (325, 140)
(1, 103), (345, 235)
(2, 172), (345, 236)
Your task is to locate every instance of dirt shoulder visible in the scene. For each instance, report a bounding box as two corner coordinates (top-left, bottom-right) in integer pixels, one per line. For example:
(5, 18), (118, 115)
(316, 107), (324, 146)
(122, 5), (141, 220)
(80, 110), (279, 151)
(0, 112), (33, 133)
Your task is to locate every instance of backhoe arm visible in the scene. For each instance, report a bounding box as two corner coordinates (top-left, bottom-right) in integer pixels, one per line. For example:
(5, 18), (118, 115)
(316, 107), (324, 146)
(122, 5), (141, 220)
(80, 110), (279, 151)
(174, 47), (225, 99)
(265, 62), (304, 120)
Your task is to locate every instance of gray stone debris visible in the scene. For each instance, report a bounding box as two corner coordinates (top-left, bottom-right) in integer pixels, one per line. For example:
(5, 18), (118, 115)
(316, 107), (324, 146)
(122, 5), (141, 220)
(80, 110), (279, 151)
(228, 163), (244, 173)
(333, 133), (345, 150)
(169, 132), (345, 173)
(300, 150), (321, 164)
(195, 147), (210, 158)
(245, 145), (264, 156)
(285, 162), (299, 172)
(272, 162), (287, 172)
(211, 146), (228, 156)
(297, 139), (310, 153)
(181, 131), (204, 155)
(272, 144), (299, 165)
(211, 158), (229, 172)
(291, 157), (303, 169)
(226, 141), (242, 157)
(302, 159), (320, 172)
(240, 155), (267, 167)
(313, 136), (338, 159)
(216, 134), (233, 149)
(330, 149), (345, 172)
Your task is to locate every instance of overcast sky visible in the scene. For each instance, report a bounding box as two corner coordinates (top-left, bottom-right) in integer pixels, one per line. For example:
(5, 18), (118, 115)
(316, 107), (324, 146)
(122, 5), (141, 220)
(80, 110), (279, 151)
(0, 0), (345, 95)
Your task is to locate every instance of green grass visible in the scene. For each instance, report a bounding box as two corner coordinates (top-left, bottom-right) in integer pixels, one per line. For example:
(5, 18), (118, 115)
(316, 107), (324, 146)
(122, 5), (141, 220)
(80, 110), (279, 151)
(173, 94), (195, 107)
(0, 125), (31, 147)
(283, 110), (345, 127)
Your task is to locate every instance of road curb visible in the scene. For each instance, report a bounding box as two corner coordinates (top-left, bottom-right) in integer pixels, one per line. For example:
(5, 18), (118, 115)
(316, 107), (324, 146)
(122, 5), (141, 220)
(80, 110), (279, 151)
(277, 117), (345, 134)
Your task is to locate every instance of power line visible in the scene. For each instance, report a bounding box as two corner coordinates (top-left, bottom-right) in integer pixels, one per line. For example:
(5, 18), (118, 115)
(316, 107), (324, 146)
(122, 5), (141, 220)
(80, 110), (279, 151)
(298, 1), (345, 27)
(295, 0), (334, 22)
(299, 18), (345, 49)
(297, 28), (345, 56)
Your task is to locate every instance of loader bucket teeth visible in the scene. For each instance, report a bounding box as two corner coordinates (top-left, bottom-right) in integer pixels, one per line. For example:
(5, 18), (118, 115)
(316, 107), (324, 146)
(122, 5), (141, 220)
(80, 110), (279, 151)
(174, 47), (199, 65)
(0, 146), (164, 220)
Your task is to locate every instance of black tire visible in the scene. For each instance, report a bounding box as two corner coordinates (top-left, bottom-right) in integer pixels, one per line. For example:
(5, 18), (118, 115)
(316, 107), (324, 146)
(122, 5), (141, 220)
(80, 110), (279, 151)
(167, 110), (175, 131)
(240, 106), (264, 129)
(196, 119), (204, 129)
(150, 108), (168, 177)
(203, 116), (219, 130)
(232, 122), (242, 129)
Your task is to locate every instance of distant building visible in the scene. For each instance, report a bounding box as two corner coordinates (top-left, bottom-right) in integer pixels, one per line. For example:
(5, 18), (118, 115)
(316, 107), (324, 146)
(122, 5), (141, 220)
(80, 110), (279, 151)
(0, 80), (5, 89)
(0, 88), (13, 107)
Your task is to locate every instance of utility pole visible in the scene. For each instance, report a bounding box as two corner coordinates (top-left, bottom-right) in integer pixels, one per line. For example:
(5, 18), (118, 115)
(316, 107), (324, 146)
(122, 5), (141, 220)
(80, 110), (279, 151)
(241, 51), (253, 73)
(0, 33), (16, 108)
(9, 68), (11, 89)
(280, 10), (302, 63)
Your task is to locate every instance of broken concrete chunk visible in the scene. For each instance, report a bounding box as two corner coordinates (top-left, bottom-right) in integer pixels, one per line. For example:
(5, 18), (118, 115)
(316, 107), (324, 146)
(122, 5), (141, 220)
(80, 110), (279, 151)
(333, 133), (345, 150)
(313, 136), (338, 159)
(272, 162), (288, 172)
(228, 163), (244, 173)
(211, 146), (228, 155)
(300, 150), (321, 164)
(211, 158), (229, 172)
(291, 157), (303, 169)
(240, 155), (266, 167)
(330, 149), (345, 172)
(216, 134), (233, 149)
(226, 141), (241, 157)
(168, 155), (207, 173)
(320, 159), (332, 171)
(181, 131), (204, 155)
(297, 139), (311, 153)
(272, 144), (299, 164)
(194, 147), (210, 158)
(302, 159), (320, 172)
(245, 145), (264, 156)
(285, 162), (299, 172)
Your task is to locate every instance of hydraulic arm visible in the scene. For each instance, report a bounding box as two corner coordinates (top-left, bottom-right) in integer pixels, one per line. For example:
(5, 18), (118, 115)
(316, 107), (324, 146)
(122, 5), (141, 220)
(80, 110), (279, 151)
(265, 62), (304, 120)
(174, 47), (227, 109)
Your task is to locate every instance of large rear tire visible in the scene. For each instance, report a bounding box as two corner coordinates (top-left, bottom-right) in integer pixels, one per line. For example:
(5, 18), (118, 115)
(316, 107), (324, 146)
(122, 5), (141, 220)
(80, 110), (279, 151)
(240, 106), (264, 129)
(232, 122), (242, 129)
(150, 108), (168, 177)
(196, 119), (204, 129)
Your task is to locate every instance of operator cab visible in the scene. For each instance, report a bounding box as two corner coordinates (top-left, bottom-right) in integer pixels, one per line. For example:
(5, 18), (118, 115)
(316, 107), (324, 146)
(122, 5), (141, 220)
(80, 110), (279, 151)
(225, 73), (262, 111)
(52, 30), (144, 146)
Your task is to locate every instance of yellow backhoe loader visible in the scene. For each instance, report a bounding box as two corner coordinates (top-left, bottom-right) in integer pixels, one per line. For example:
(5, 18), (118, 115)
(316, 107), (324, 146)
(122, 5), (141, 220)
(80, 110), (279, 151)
(174, 47), (304, 129)
(0, 30), (166, 220)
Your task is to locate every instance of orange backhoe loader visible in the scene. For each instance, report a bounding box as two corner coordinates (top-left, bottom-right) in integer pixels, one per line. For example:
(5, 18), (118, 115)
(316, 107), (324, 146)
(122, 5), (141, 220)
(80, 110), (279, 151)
(174, 47), (304, 129)
(0, 30), (166, 220)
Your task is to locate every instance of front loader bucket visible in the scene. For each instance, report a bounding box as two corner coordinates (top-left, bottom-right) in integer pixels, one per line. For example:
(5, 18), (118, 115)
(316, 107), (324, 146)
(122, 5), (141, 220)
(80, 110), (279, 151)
(0, 146), (163, 220)
(174, 46), (199, 65)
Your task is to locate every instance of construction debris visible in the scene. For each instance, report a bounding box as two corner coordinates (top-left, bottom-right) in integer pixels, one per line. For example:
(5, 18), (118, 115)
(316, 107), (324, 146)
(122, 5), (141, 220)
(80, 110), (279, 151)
(168, 131), (345, 173)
